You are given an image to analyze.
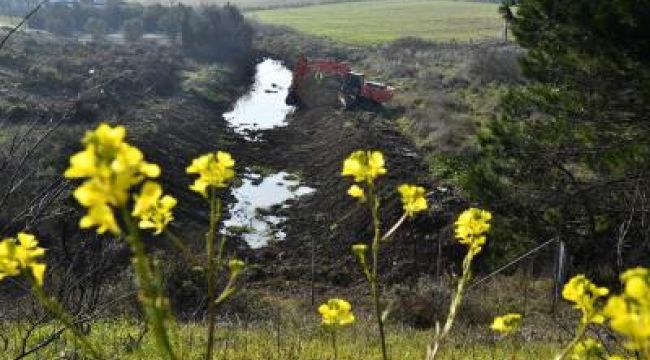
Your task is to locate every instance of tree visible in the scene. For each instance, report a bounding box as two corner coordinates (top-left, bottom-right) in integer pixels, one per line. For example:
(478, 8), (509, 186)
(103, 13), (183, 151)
(468, 0), (650, 274)
(84, 17), (107, 42)
(123, 17), (144, 42)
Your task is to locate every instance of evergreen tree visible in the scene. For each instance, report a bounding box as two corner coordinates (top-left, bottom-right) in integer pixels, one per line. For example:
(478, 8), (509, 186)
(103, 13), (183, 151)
(470, 0), (650, 274)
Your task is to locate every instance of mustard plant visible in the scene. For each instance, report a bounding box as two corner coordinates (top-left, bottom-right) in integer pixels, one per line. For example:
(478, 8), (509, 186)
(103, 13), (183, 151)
(186, 151), (245, 360)
(491, 313), (522, 359)
(343, 150), (428, 360)
(65, 123), (177, 359)
(426, 208), (492, 360)
(0, 233), (102, 358)
(318, 298), (355, 359)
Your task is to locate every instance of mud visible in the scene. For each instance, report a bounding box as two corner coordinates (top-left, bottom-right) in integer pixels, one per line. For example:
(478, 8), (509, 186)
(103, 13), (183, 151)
(0, 30), (464, 290)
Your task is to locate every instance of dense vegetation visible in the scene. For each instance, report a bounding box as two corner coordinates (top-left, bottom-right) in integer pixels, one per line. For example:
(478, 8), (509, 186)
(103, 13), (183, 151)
(464, 0), (650, 276)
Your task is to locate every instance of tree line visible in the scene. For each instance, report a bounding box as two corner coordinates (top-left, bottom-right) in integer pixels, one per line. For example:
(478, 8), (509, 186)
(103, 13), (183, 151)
(0, 0), (254, 62)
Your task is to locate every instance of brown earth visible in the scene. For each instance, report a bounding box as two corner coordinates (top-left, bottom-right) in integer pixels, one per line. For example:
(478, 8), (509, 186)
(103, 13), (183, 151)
(0, 30), (466, 297)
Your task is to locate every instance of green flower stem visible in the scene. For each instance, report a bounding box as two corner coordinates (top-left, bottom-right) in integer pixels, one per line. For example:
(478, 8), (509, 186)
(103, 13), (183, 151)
(427, 251), (475, 360)
(554, 323), (587, 360)
(30, 281), (103, 359)
(368, 182), (389, 360)
(121, 206), (176, 360)
(205, 188), (223, 360)
(331, 330), (338, 360)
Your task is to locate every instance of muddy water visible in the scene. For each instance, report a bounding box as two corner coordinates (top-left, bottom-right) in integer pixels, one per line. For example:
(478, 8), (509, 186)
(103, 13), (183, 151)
(223, 171), (314, 249)
(222, 59), (313, 248)
(223, 59), (295, 139)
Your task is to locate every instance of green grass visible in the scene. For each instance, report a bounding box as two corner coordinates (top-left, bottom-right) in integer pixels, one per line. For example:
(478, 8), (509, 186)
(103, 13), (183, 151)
(4, 318), (558, 359)
(250, 0), (504, 44)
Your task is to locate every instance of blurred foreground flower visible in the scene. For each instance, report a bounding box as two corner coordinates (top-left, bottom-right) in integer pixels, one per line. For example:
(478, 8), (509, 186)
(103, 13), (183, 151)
(0, 233), (46, 286)
(64, 123), (165, 235)
(133, 182), (177, 235)
(562, 275), (609, 325)
(490, 313), (522, 335)
(318, 298), (355, 327)
(603, 267), (650, 354)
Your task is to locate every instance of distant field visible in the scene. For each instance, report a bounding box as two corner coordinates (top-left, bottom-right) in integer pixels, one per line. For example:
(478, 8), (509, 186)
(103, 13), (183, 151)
(250, 0), (504, 44)
(0, 15), (19, 27)
(130, 0), (362, 10)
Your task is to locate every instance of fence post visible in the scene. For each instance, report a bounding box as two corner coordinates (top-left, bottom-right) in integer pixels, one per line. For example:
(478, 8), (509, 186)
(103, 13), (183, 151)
(551, 239), (567, 313)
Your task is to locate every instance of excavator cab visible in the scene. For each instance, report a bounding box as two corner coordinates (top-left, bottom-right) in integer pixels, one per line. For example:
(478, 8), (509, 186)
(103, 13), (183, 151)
(339, 72), (364, 108)
(341, 72), (364, 95)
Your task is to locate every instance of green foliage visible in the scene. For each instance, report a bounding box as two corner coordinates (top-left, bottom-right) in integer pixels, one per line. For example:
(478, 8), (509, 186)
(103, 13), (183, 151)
(469, 0), (650, 271)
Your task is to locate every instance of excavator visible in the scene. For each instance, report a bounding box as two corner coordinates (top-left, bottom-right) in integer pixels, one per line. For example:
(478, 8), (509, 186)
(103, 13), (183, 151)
(285, 56), (395, 108)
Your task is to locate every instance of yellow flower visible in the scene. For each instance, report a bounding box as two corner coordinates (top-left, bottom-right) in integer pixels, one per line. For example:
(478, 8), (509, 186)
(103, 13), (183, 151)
(133, 181), (177, 235)
(0, 233), (46, 287)
(569, 338), (607, 360)
(490, 313), (522, 335)
(454, 208), (492, 254)
(79, 204), (121, 235)
(562, 275), (609, 324)
(318, 298), (355, 327)
(65, 123), (161, 235)
(228, 259), (246, 277)
(398, 184), (428, 216)
(352, 244), (368, 256)
(603, 267), (650, 353)
(341, 150), (387, 184)
(186, 151), (235, 197)
(347, 185), (366, 201)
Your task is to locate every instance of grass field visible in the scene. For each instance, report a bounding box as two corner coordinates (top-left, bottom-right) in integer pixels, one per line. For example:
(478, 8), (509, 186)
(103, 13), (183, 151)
(250, 0), (504, 44)
(5, 318), (559, 359)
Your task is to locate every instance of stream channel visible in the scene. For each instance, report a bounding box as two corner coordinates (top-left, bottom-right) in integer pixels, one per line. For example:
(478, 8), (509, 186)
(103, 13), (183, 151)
(222, 59), (314, 249)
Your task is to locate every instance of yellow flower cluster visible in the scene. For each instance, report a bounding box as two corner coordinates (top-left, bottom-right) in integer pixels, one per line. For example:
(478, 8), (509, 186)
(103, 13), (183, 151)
(0, 233), (46, 286)
(65, 123), (163, 235)
(341, 150), (387, 185)
(397, 184), (428, 216)
(562, 275), (609, 324)
(318, 298), (355, 327)
(132, 182), (178, 235)
(603, 267), (650, 353)
(454, 208), (492, 255)
(186, 151), (235, 197)
(490, 313), (521, 335)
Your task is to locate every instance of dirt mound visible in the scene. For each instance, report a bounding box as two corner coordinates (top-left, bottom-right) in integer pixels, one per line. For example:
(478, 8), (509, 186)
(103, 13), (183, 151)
(250, 102), (466, 286)
(295, 74), (342, 108)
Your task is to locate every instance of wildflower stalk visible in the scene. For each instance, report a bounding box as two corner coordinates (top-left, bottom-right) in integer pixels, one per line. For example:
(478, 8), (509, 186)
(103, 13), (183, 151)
(30, 281), (103, 359)
(205, 188), (223, 360)
(331, 330), (338, 360)
(121, 206), (176, 360)
(368, 182), (389, 360)
(427, 249), (474, 360)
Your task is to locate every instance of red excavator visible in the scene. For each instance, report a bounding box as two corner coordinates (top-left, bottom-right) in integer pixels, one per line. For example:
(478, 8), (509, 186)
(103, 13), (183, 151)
(285, 56), (395, 108)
